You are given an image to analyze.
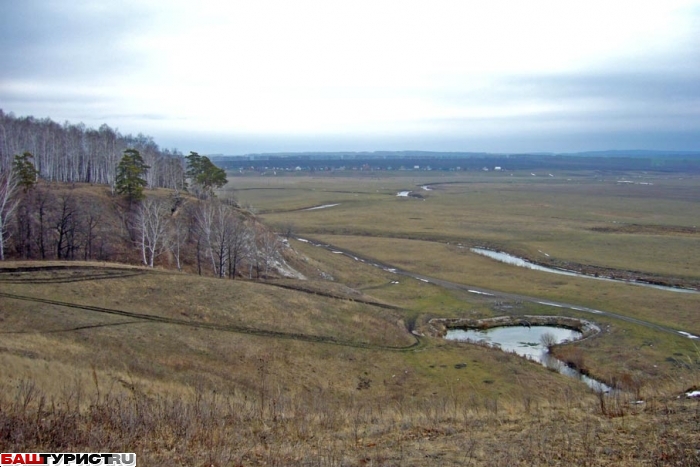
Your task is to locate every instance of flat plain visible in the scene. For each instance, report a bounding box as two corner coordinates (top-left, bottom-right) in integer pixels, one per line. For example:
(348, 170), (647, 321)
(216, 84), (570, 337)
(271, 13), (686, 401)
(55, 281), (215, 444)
(1, 169), (699, 465)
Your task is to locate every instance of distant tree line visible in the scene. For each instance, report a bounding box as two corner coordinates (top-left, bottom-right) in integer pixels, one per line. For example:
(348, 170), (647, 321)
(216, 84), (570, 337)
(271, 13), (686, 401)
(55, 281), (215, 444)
(219, 154), (700, 173)
(0, 110), (186, 191)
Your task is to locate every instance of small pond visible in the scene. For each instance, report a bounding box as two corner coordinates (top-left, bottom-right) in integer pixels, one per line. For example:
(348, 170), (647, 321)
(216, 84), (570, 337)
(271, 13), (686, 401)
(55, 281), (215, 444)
(446, 326), (611, 393)
(446, 326), (581, 360)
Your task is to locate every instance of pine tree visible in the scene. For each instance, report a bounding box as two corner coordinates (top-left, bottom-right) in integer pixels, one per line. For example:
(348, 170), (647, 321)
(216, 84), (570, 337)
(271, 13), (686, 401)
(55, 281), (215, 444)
(115, 149), (149, 201)
(12, 152), (38, 192)
(186, 151), (227, 198)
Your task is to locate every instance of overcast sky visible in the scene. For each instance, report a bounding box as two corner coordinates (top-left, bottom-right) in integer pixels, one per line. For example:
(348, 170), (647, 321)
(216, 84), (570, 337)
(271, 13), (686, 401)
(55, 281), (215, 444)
(2, 0), (699, 154)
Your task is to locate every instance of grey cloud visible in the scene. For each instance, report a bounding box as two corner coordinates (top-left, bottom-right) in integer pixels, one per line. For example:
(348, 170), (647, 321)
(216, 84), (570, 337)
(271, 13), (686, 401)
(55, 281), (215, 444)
(432, 70), (700, 112)
(502, 72), (700, 103)
(2, 2), (699, 154)
(425, 68), (700, 147)
(0, 1), (152, 80)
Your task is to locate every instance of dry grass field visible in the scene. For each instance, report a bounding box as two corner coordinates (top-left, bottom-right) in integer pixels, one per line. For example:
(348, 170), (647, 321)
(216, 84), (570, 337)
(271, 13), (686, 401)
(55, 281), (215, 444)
(1, 263), (698, 466)
(230, 172), (700, 281)
(1, 170), (700, 465)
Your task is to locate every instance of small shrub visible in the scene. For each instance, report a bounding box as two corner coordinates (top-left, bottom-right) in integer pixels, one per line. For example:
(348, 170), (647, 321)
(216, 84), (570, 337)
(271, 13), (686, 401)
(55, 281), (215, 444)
(356, 376), (371, 390)
(540, 332), (557, 350)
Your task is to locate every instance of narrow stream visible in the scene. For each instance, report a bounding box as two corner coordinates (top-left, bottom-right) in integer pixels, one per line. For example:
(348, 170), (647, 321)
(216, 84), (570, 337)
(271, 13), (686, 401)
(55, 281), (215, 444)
(303, 203), (340, 211)
(470, 248), (697, 294)
(295, 237), (700, 340)
(445, 326), (611, 392)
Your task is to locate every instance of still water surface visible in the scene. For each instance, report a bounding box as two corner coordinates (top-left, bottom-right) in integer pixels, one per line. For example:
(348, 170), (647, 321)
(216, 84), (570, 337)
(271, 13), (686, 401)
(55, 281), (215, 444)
(446, 326), (611, 392)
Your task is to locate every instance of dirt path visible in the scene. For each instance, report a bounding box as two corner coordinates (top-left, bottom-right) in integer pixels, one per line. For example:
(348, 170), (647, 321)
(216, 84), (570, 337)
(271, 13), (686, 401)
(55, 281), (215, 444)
(0, 290), (422, 352)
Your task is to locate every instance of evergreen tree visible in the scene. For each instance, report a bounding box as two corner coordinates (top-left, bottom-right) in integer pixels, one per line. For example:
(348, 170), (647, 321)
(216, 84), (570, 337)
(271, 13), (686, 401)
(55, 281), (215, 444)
(116, 149), (149, 201)
(185, 151), (205, 180)
(12, 152), (38, 192)
(186, 151), (227, 198)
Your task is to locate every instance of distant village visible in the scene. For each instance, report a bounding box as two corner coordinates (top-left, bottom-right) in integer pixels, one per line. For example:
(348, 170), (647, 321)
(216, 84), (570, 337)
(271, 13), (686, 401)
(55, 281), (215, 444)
(213, 152), (698, 174)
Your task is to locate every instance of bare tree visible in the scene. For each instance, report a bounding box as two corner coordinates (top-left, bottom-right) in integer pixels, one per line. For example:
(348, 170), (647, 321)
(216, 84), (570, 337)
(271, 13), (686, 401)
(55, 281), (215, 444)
(82, 204), (101, 261)
(226, 215), (249, 279)
(195, 201), (217, 275)
(169, 213), (188, 272)
(281, 222), (295, 240)
(256, 226), (283, 279)
(248, 219), (262, 278)
(0, 169), (19, 260)
(194, 201), (247, 278)
(33, 187), (51, 259)
(0, 112), (185, 188)
(52, 194), (79, 260)
(14, 193), (34, 258)
(540, 332), (557, 351)
(134, 198), (171, 267)
(210, 203), (234, 278)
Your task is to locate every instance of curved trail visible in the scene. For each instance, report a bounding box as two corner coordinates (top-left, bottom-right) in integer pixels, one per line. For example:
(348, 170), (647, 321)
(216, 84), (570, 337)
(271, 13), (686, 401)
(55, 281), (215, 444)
(297, 237), (700, 340)
(0, 291), (422, 352)
(2, 252), (697, 355)
(0, 265), (149, 284)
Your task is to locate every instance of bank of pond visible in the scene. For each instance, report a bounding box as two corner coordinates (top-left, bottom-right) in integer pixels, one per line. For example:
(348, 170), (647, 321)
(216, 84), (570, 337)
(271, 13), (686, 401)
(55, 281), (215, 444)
(431, 315), (611, 393)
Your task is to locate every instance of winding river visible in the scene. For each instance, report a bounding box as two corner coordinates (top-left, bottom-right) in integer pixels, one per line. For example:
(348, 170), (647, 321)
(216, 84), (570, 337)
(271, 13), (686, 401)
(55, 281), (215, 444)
(294, 237), (700, 341)
(470, 248), (697, 294)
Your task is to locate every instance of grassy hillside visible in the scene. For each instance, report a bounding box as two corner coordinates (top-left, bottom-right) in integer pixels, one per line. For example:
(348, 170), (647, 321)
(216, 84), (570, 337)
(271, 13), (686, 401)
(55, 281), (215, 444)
(1, 262), (698, 465)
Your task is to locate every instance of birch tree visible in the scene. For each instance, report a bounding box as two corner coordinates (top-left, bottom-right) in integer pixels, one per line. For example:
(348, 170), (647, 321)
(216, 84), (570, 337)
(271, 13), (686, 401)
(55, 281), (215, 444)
(257, 229), (282, 279)
(195, 201), (217, 274)
(135, 198), (171, 267)
(210, 203), (233, 278)
(0, 112), (185, 188)
(0, 169), (19, 260)
(169, 213), (188, 272)
(226, 215), (249, 279)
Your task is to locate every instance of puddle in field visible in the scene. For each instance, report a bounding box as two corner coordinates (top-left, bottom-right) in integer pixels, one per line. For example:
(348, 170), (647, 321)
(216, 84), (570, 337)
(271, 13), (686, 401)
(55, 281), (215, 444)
(303, 204), (340, 211)
(445, 326), (611, 392)
(470, 248), (696, 293)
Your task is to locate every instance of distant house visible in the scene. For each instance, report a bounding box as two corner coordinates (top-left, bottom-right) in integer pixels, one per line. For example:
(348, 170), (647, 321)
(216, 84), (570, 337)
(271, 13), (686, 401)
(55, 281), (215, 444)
(494, 166), (502, 171)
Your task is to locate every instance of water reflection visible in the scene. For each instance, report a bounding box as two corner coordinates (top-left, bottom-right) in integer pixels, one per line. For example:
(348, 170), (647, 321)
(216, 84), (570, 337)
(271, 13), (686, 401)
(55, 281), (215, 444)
(446, 326), (580, 360)
(446, 326), (611, 392)
(470, 248), (695, 293)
